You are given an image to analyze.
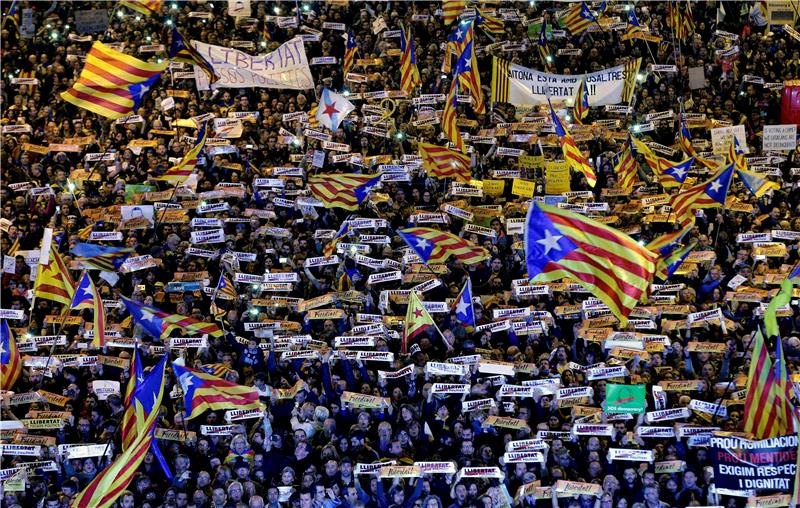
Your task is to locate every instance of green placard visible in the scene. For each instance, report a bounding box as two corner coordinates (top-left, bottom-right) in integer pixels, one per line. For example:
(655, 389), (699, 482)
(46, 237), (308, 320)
(605, 384), (646, 414)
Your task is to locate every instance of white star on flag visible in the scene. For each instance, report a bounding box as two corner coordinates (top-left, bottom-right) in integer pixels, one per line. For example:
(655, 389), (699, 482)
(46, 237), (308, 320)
(415, 238), (430, 249)
(709, 180), (722, 193)
(537, 229), (563, 255)
(140, 309), (158, 322)
(455, 298), (470, 316)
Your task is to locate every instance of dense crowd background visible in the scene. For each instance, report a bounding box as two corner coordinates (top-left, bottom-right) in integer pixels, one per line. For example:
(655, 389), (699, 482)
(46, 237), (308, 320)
(1, 1), (800, 508)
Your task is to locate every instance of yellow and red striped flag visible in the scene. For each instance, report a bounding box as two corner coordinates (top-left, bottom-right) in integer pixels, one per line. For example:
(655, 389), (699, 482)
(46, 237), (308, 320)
(399, 27), (420, 95)
(343, 30), (357, 77)
(173, 364), (262, 420)
(560, 2), (596, 34)
(669, 162), (734, 224)
(403, 291), (438, 353)
(549, 100), (596, 187)
(442, 0), (466, 25)
(418, 143), (472, 183)
(213, 273), (237, 301)
(70, 273), (106, 348)
(743, 329), (796, 438)
(442, 78), (465, 153)
(572, 77), (589, 125)
(475, 8), (504, 34)
(612, 136), (639, 191)
(60, 41), (167, 120)
(308, 173), (382, 211)
(154, 122), (208, 183)
(323, 222), (351, 258)
(398, 227), (489, 265)
(73, 355), (167, 508)
(524, 202), (657, 324)
(33, 243), (75, 307)
(119, 0), (162, 16)
(0, 320), (21, 391)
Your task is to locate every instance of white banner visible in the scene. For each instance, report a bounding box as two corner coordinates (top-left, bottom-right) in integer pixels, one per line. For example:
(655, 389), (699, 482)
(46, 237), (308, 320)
(193, 38), (314, 91)
(491, 57), (640, 107)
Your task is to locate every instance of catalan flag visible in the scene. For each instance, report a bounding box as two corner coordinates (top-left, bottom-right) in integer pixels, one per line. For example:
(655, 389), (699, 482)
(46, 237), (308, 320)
(475, 7), (505, 34)
(442, 72), (465, 153)
(765, 277), (800, 433)
(612, 136), (639, 191)
(442, 0), (467, 25)
(5, 236), (19, 256)
(549, 100), (596, 187)
(201, 363), (234, 378)
(454, 38), (485, 114)
(76, 223), (94, 241)
(657, 157), (694, 188)
(33, 243), (75, 307)
(452, 277), (475, 328)
(630, 137), (677, 176)
(524, 202), (657, 324)
(173, 364), (262, 420)
(736, 166), (780, 198)
(323, 221), (351, 258)
(71, 273), (107, 347)
(625, 7), (642, 36)
(398, 227), (489, 265)
(403, 291), (439, 354)
(71, 242), (134, 272)
(399, 27), (420, 95)
(121, 354), (168, 451)
(343, 30), (357, 77)
(308, 173), (382, 211)
(72, 354), (167, 508)
(119, 0), (162, 16)
(669, 162), (734, 224)
(418, 143), (472, 183)
(169, 28), (219, 84)
(655, 241), (696, 281)
(668, 0), (694, 42)
(0, 320), (21, 391)
(743, 329), (796, 439)
(560, 2), (596, 35)
(124, 342), (144, 407)
(213, 273), (237, 301)
(60, 41), (167, 120)
(646, 217), (695, 256)
(537, 19), (554, 71)
(121, 296), (223, 340)
(154, 121), (208, 183)
(2, 0), (19, 33)
(621, 58), (642, 104)
(572, 76), (589, 125)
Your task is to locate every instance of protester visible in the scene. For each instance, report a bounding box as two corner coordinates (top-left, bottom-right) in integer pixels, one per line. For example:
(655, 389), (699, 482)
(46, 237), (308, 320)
(0, 1), (799, 508)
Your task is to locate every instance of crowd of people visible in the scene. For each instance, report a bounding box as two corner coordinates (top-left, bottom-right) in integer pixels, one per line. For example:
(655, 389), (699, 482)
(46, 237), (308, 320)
(1, 1), (799, 508)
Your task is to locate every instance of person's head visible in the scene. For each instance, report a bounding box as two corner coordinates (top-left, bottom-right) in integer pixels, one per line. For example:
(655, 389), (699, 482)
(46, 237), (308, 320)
(211, 487), (226, 506)
(119, 491), (135, 508)
(228, 481), (244, 502)
(299, 489), (314, 508)
(683, 470), (698, 488)
(644, 485), (660, 504)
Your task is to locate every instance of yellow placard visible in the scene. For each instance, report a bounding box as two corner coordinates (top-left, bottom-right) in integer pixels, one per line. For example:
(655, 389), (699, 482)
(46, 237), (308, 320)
(482, 179), (505, 196)
(545, 161), (571, 194)
(511, 179), (536, 198)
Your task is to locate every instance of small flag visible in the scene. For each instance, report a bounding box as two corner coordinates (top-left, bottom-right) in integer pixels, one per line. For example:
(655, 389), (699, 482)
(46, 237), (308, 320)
(549, 100), (596, 187)
(399, 27), (421, 95)
(315, 88), (354, 132)
(398, 227), (489, 265)
(452, 278), (475, 328)
(658, 157), (694, 188)
(655, 241), (696, 281)
(418, 143), (472, 183)
(323, 221), (351, 258)
(572, 76), (589, 125)
(71, 242), (134, 272)
(155, 121), (209, 183)
(71, 273), (107, 347)
(119, 0), (162, 16)
(213, 273), (237, 301)
(403, 291), (438, 353)
(0, 320), (21, 391)
(442, 0), (467, 25)
(169, 28), (219, 84)
(475, 7), (505, 34)
(442, 69), (465, 153)
(669, 162), (734, 223)
(33, 243), (75, 307)
(560, 2), (596, 35)
(343, 30), (358, 77)
(612, 136), (639, 190)
(121, 296), (223, 340)
(308, 173), (382, 211)
(173, 364), (262, 420)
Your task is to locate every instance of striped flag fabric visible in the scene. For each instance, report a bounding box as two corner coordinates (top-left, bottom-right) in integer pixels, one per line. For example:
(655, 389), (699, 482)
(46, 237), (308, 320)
(398, 227), (489, 265)
(630, 136), (677, 175)
(452, 277), (475, 328)
(736, 166), (780, 198)
(668, 0), (695, 41)
(549, 100), (597, 187)
(72, 355), (167, 508)
(71, 273), (107, 347)
(418, 143), (472, 183)
(404, 291), (438, 353)
(169, 28), (219, 84)
(475, 8), (504, 34)
(442, 0), (467, 25)
(646, 217), (695, 256)
(572, 76), (589, 125)
(213, 273), (237, 301)
(621, 58), (642, 104)
(537, 19), (554, 71)
(655, 241), (696, 281)
(121, 354), (168, 451)
(33, 243), (75, 307)
(560, 2), (596, 35)
(201, 363), (235, 378)
(442, 73), (465, 153)
(71, 242), (134, 272)
(60, 41), (167, 120)
(625, 8), (643, 36)
(454, 38), (485, 114)
(657, 157), (693, 188)
(612, 136), (639, 190)
(678, 117), (718, 170)
(155, 121), (208, 183)
(343, 30), (357, 77)
(524, 202), (657, 324)
(0, 320), (21, 391)
(399, 27), (421, 95)
(323, 221), (351, 258)
(308, 173), (382, 211)
(119, 0), (162, 16)
(743, 329), (795, 439)
(669, 162), (734, 223)
(173, 364), (262, 420)
(124, 342), (144, 407)
(121, 296), (223, 340)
